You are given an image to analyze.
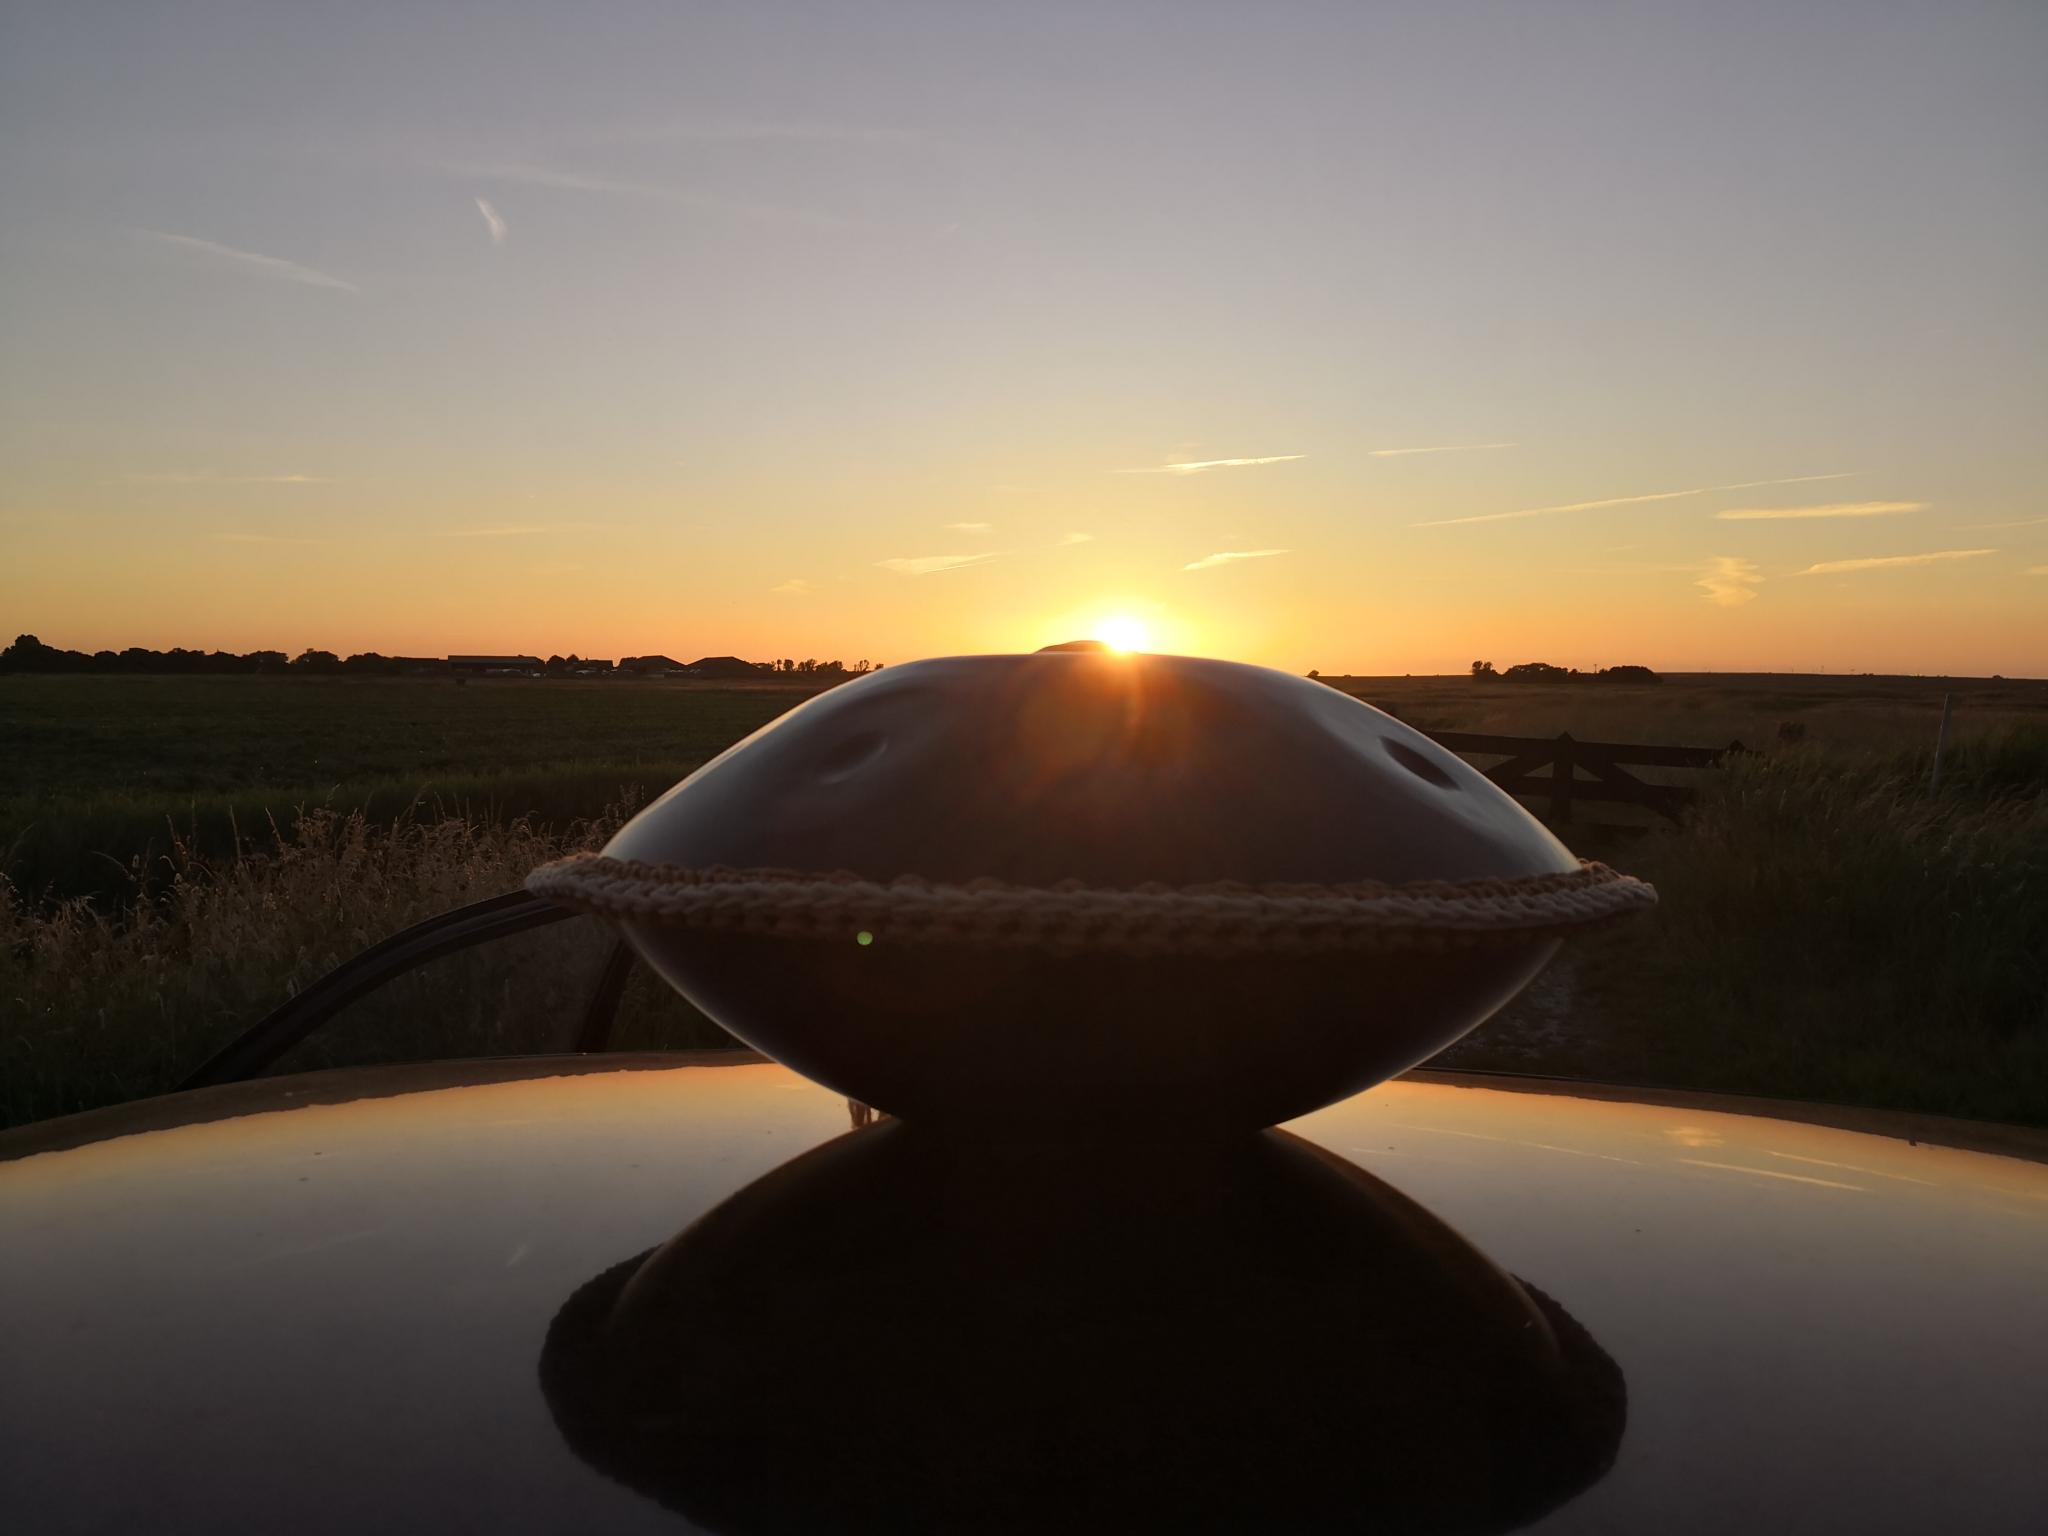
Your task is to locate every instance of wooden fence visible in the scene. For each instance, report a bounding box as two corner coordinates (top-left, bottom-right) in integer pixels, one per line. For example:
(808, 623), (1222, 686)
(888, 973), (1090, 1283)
(1424, 730), (1747, 823)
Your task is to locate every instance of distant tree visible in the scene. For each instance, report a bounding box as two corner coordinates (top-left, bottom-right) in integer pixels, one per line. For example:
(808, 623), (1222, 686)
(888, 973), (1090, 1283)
(1470, 660), (1496, 678)
(1501, 661), (1572, 683)
(1, 634), (77, 672)
(1594, 664), (1661, 685)
(290, 648), (341, 674)
(248, 650), (288, 674)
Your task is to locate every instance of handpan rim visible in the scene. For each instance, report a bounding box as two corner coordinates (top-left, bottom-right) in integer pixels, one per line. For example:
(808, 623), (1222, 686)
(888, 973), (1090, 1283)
(526, 854), (1655, 955)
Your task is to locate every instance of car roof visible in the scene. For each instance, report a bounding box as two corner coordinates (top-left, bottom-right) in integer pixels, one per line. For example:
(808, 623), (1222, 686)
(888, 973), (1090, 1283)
(4, 1057), (2045, 1533)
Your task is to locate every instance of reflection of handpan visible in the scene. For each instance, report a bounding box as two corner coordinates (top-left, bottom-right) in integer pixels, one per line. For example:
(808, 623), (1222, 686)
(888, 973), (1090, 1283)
(540, 1122), (1628, 1534)
(531, 652), (1653, 1131)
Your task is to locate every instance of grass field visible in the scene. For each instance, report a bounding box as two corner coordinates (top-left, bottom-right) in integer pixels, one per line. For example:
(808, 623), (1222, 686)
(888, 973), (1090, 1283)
(0, 675), (828, 905)
(4, 669), (2045, 1130)
(1330, 669), (2048, 754)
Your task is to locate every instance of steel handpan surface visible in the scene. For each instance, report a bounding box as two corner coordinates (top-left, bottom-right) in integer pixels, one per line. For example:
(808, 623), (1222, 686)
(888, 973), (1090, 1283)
(567, 653), (1616, 1131)
(605, 652), (1576, 887)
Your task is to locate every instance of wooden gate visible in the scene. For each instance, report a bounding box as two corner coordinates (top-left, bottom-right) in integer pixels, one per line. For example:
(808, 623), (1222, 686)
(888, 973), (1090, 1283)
(1424, 731), (1745, 823)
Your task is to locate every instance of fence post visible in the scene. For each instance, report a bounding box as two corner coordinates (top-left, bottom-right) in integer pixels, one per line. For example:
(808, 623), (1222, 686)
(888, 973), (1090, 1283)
(1552, 732), (1576, 823)
(1930, 693), (1953, 793)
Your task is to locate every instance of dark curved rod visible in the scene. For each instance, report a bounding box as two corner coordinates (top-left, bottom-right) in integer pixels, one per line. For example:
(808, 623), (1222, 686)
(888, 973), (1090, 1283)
(179, 889), (577, 1091)
(573, 937), (641, 1055)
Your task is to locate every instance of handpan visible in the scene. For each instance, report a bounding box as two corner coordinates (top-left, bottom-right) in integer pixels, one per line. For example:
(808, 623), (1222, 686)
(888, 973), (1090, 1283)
(530, 651), (1653, 1132)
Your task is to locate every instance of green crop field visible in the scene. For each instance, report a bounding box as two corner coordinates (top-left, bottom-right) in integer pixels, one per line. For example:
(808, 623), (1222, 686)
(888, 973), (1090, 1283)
(4, 669), (2045, 1131)
(0, 673), (821, 801)
(0, 674), (828, 905)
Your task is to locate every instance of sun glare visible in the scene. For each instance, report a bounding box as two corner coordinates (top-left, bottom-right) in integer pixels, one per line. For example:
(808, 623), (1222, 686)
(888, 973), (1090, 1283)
(1094, 615), (1151, 653)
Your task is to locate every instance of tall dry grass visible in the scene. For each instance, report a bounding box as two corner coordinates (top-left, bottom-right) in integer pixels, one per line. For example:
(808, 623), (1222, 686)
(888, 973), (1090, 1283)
(1591, 728), (2048, 1122)
(0, 805), (730, 1127)
(1452, 726), (2048, 1125)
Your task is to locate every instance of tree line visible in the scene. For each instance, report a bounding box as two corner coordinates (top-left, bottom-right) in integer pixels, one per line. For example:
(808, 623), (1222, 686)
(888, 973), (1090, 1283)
(4, 634), (1658, 684)
(0, 636), (876, 678)
(2, 635), (302, 674)
(1469, 660), (1661, 684)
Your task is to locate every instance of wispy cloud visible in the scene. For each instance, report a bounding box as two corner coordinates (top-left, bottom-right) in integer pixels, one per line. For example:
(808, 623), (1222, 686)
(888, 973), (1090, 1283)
(116, 472), (333, 485)
(134, 230), (357, 292)
(212, 532), (329, 546)
(1716, 501), (1925, 522)
(944, 521), (992, 532)
(474, 196), (507, 244)
(1183, 548), (1290, 572)
(433, 523), (606, 538)
(1797, 549), (1995, 576)
(443, 161), (854, 230)
(1368, 442), (1517, 457)
(1959, 514), (2048, 531)
(1697, 556), (1764, 607)
(1122, 454), (1305, 476)
(771, 577), (816, 595)
(558, 120), (918, 147)
(1415, 472), (1854, 528)
(1058, 531), (1095, 546)
(876, 552), (1002, 576)
(2026, 565), (2048, 576)
(447, 161), (689, 198)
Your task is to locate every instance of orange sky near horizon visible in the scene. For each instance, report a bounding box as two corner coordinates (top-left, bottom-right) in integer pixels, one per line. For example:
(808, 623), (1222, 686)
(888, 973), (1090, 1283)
(9, 453), (2041, 677)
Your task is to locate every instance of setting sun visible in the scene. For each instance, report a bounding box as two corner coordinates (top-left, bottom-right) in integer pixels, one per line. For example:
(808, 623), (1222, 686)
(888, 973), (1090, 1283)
(1094, 616), (1151, 654)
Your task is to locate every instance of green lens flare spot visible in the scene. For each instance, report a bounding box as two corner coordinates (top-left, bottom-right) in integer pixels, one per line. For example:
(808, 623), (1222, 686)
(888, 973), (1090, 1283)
(856, 930), (874, 947)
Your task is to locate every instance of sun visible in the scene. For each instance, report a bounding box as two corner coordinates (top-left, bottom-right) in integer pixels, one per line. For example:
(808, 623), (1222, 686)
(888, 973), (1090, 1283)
(1094, 615), (1151, 653)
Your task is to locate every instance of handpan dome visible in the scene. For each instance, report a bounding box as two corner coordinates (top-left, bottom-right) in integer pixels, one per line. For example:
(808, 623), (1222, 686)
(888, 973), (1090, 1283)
(532, 652), (1652, 1132)
(607, 651), (1574, 887)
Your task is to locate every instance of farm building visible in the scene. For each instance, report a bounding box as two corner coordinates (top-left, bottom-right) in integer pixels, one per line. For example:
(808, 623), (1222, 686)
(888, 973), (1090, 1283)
(618, 655), (688, 677)
(685, 655), (772, 679)
(448, 655), (543, 677)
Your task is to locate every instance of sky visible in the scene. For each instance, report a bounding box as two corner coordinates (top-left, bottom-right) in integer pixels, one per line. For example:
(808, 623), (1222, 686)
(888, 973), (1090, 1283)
(2, 2), (2043, 676)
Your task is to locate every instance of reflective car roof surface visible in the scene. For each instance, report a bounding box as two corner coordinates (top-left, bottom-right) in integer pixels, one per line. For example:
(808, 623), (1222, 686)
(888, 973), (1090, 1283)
(3, 1056), (2045, 1534)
